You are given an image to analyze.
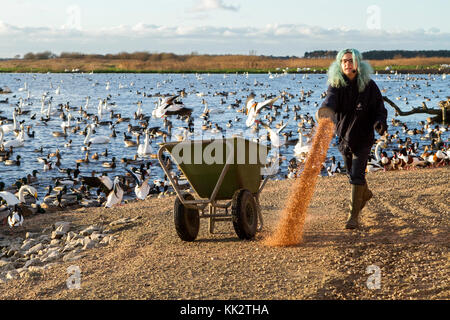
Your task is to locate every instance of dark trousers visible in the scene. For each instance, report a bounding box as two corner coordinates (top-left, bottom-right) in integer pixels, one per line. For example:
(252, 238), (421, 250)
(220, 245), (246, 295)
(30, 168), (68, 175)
(339, 145), (371, 185)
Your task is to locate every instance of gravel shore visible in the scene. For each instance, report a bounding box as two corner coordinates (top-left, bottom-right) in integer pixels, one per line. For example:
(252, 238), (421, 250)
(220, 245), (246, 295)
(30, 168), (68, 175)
(0, 167), (448, 300)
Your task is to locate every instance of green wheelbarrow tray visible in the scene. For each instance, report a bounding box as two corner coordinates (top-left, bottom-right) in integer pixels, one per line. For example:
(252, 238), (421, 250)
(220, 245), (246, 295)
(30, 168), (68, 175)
(158, 136), (271, 201)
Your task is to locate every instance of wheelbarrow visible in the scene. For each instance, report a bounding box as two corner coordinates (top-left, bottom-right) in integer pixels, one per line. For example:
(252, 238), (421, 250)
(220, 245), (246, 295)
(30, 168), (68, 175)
(157, 136), (273, 241)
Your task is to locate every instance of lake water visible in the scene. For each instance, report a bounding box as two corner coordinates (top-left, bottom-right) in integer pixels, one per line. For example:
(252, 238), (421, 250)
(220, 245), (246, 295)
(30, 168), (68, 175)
(0, 72), (448, 198)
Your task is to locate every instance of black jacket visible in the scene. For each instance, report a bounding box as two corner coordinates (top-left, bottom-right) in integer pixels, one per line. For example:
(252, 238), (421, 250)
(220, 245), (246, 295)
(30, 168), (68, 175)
(321, 77), (387, 152)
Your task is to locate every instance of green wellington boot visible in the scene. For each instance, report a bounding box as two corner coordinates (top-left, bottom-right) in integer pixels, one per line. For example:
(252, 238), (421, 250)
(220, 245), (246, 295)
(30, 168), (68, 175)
(346, 184), (365, 229)
(360, 183), (373, 211)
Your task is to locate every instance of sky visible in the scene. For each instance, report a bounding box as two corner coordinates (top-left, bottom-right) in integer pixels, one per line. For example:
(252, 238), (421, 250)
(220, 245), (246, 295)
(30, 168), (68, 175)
(0, 0), (449, 58)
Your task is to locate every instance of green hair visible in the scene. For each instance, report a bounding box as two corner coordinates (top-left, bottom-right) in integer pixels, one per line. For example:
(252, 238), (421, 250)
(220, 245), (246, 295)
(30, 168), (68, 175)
(327, 48), (373, 92)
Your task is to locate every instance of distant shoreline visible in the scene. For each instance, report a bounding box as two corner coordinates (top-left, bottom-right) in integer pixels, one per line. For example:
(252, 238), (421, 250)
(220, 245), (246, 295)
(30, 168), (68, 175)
(0, 56), (448, 74)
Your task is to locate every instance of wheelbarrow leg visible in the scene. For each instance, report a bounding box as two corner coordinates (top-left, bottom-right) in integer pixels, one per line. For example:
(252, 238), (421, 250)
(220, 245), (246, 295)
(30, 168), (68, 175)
(209, 204), (215, 234)
(255, 194), (264, 232)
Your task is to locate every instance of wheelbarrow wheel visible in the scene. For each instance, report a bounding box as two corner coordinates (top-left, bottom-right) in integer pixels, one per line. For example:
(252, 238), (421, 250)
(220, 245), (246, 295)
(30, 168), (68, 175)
(231, 189), (258, 240)
(174, 193), (200, 242)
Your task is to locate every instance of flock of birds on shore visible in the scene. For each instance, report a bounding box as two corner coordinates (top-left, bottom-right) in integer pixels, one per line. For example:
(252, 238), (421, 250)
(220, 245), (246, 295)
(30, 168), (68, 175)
(0, 71), (448, 231)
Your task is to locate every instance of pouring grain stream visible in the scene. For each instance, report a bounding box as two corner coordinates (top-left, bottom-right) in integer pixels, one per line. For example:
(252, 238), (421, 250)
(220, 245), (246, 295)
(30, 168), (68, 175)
(263, 118), (335, 247)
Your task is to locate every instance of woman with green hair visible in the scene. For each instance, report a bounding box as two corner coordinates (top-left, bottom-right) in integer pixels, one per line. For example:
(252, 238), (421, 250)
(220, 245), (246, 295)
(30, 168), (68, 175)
(317, 48), (388, 229)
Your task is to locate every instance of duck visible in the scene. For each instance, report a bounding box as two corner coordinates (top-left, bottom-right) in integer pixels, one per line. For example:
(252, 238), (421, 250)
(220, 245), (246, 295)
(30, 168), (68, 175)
(76, 152), (90, 164)
(398, 148), (427, 168)
(64, 139), (73, 148)
(27, 170), (39, 184)
(126, 168), (150, 200)
(4, 155), (21, 166)
(104, 176), (124, 208)
(102, 157), (116, 168)
(81, 142), (92, 151)
(124, 133), (140, 147)
(7, 205), (24, 229)
(52, 126), (68, 138)
(43, 158), (53, 171)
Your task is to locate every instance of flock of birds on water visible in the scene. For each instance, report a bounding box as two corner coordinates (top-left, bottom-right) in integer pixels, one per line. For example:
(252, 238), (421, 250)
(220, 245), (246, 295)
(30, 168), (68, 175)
(0, 71), (448, 232)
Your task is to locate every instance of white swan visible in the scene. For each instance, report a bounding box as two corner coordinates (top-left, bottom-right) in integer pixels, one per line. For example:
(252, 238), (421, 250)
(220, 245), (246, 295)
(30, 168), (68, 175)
(0, 111), (17, 135)
(374, 140), (388, 163)
(46, 101), (59, 117)
(1, 126), (25, 148)
(294, 131), (311, 157)
(0, 185), (38, 206)
(136, 101), (142, 118)
(137, 129), (153, 157)
(84, 124), (110, 145)
(61, 113), (72, 129)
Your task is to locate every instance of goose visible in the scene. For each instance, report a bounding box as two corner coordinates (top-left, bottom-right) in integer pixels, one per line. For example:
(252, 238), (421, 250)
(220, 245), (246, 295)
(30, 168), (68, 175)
(104, 176), (123, 208)
(245, 94), (280, 127)
(137, 129), (153, 157)
(84, 124), (110, 145)
(126, 168), (150, 200)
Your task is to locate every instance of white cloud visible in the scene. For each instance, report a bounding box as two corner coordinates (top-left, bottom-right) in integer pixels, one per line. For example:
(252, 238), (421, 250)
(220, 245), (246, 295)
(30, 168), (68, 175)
(190, 0), (239, 12)
(0, 21), (449, 57)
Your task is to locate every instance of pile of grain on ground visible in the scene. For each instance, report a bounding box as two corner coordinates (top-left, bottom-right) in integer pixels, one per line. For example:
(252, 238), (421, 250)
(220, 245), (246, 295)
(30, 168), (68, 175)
(0, 167), (448, 300)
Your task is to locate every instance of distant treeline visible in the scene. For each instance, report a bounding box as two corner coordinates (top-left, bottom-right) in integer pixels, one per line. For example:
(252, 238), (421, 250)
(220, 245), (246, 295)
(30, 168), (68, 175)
(304, 50), (450, 60)
(18, 50), (450, 61)
(21, 51), (192, 61)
